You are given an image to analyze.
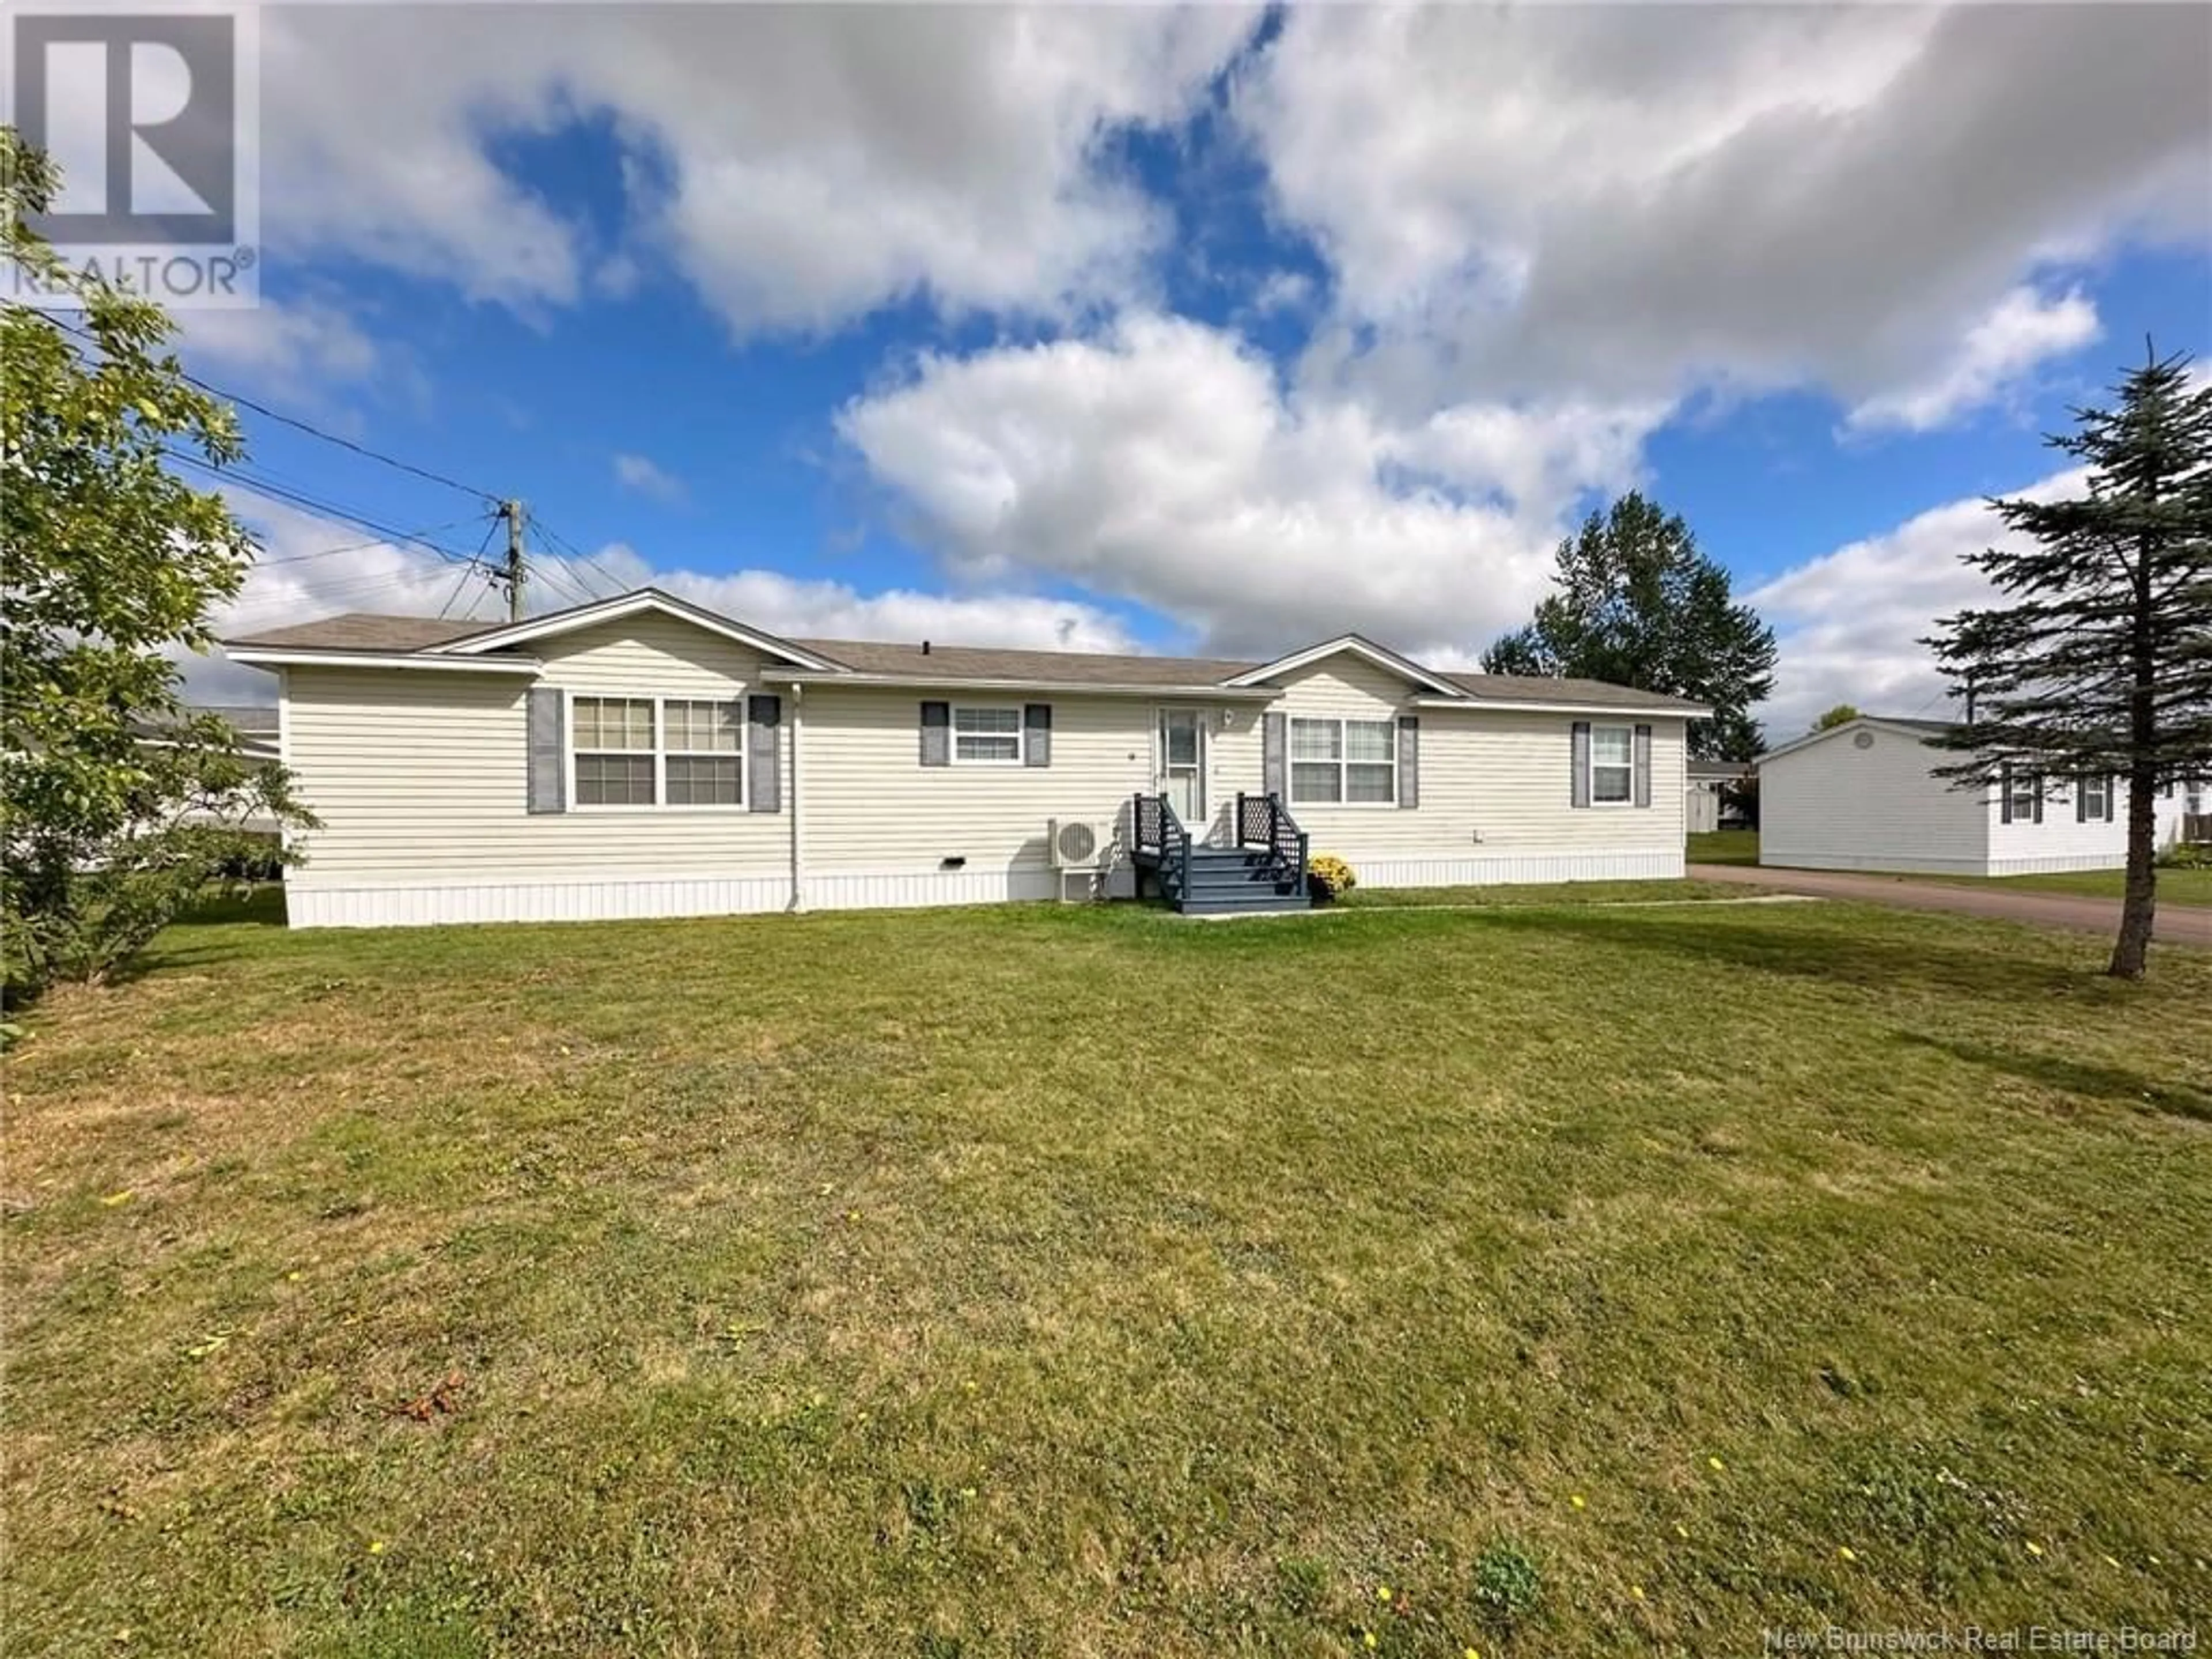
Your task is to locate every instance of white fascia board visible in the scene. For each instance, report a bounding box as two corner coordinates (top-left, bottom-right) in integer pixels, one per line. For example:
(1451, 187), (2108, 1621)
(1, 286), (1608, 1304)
(225, 648), (544, 675)
(1408, 694), (1710, 718)
(437, 588), (843, 671)
(1222, 634), (1472, 699)
(760, 669), (1279, 700)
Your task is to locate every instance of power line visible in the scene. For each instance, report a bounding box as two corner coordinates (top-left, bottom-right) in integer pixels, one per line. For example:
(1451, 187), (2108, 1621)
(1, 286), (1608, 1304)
(43, 309), (498, 504)
(164, 448), (489, 564)
(439, 518), (505, 619)
(256, 514), (490, 568)
(528, 514), (628, 602)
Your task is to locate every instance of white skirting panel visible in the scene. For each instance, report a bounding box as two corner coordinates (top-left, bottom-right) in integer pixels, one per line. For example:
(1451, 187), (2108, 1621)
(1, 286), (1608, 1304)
(1357, 847), (1685, 887)
(286, 862), (1139, 929)
(286, 873), (793, 929)
(1986, 852), (2128, 876)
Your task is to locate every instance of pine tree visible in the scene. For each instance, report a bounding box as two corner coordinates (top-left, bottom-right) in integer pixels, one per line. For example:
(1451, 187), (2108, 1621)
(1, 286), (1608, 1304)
(1925, 344), (2212, 980)
(1480, 493), (1777, 760)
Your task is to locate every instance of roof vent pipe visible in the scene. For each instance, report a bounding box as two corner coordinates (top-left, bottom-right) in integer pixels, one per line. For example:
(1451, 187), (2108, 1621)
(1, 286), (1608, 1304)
(922, 640), (931, 654)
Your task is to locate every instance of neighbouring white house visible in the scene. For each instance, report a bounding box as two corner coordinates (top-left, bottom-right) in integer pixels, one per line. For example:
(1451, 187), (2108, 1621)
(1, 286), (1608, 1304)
(221, 588), (1707, 929)
(1756, 714), (2207, 878)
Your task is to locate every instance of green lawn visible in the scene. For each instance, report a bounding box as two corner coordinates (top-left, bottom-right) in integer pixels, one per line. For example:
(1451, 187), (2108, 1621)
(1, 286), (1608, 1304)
(1699, 829), (2212, 904)
(1955, 865), (2212, 904)
(1685, 829), (1760, 866)
(6, 893), (2210, 1657)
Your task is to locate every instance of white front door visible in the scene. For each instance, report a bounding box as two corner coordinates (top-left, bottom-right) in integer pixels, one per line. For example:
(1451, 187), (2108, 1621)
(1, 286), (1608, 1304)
(1158, 709), (1206, 826)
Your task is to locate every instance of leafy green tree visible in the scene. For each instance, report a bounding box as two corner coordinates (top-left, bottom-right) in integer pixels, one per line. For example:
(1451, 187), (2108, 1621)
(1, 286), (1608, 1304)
(1812, 703), (1863, 732)
(1481, 493), (1778, 760)
(2, 130), (310, 1003)
(1926, 344), (2212, 980)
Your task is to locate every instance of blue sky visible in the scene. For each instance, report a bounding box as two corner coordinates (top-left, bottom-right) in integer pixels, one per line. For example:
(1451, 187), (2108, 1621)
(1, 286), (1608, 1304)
(180, 4), (2211, 731)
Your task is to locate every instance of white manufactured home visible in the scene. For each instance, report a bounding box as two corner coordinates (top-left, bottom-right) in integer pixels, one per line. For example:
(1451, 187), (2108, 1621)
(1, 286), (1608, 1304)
(222, 589), (1706, 929)
(1757, 714), (2201, 878)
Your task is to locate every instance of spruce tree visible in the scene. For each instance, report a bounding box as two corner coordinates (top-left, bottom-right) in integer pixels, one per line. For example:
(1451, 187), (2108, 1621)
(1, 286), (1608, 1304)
(1926, 344), (2212, 979)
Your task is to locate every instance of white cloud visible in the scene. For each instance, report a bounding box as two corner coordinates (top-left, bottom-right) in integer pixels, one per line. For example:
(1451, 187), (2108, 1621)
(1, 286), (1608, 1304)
(612, 452), (686, 504)
(256, 6), (1261, 334)
(180, 298), (380, 385)
(1846, 286), (2102, 433)
(1234, 5), (2209, 413)
(839, 312), (1660, 658)
(185, 489), (1138, 703)
(1749, 468), (2088, 738)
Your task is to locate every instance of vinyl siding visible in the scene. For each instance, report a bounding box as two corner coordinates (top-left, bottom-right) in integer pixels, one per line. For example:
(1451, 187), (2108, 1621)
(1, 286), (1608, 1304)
(283, 615), (790, 888)
(1760, 724), (2138, 876)
(1210, 658), (1687, 879)
(797, 685), (1152, 885)
(1759, 725), (1988, 873)
(275, 622), (1694, 923)
(1985, 774), (2128, 873)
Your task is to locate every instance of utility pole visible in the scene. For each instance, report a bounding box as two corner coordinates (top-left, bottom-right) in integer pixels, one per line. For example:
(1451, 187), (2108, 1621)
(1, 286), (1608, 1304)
(498, 499), (527, 622)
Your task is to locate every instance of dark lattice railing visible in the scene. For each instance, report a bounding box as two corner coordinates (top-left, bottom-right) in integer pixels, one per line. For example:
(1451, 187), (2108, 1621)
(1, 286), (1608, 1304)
(1131, 792), (1192, 897)
(1234, 791), (1309, 899)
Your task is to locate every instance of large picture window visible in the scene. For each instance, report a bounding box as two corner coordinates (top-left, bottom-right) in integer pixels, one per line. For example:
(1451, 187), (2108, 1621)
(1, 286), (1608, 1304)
(1290, 717), (1396, 805)
(953, 705), (1023, 764)
(1589, 724), (1634, 805)
(571, 694), (744, 808)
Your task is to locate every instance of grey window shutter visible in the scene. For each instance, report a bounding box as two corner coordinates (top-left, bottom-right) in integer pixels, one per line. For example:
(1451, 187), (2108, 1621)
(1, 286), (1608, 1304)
(1634, 724), (1653, 808)
(1396, 715), (1419, 809)
(1024, 703), (1051, 768)
(2032, 775), (2044, 824)
(919, 700), (950, 767)
(1999, 762), (2014, 825)
(2076, 775), (2090, 823)
(2104, 776), (2116, 823)
(526, 687), (565, 814)
(1571, 721), (1592, 808)
(1263, 711), (1287, 800)
(747, 694), (781, 813)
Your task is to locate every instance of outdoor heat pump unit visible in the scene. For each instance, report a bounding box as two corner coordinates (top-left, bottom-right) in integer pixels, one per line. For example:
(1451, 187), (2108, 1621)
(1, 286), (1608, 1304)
(1048, 817), (1108, 871)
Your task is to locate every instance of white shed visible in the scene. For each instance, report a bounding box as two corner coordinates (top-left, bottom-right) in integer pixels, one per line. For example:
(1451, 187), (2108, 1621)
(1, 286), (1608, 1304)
(1756, 715), (2138, 877)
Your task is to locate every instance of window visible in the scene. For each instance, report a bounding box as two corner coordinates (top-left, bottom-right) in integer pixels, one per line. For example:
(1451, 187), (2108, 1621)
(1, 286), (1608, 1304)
(664, 698), (744, 806)
(2080, 774), (2110, 820)
(953, 705), (1022, 764)
(1290, 717), (1396, 806)
(2006, 770), (2040, 822)
(1590, 724), (1634, 805)
(571, 695), (744, 808)
(574, 696), (657, 806)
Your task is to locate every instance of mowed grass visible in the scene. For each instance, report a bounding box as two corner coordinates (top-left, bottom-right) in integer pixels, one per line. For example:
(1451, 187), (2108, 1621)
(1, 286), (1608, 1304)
(1686, 829), (1760, 866)
(6, 892), (2211, 1657)
(1695, 830), (2212, 904)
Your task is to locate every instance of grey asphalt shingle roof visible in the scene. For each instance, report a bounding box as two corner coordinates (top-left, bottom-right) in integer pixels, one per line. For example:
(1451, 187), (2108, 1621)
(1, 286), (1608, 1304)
(789, 638), (1262, 687)
(223, 600), (1707, 712)
(225, 613), (499, 652)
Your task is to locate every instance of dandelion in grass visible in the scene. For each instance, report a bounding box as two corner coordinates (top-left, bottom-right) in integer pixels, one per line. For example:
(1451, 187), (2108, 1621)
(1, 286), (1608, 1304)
(1362, 1630), (1378, 1650)
(1673, 1523), (1688, 1540)
(1376, 1586), (1392, 1603)
(1838, 1547), (1857, 1563)
(1707, 1456), (1726, 1472)
(1570, 1494), (1586, 1510)
(1631, 1584), (1646, 1600)
(2025, 1541), (2044, 1558)
(368, 1541), (387, 1556)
